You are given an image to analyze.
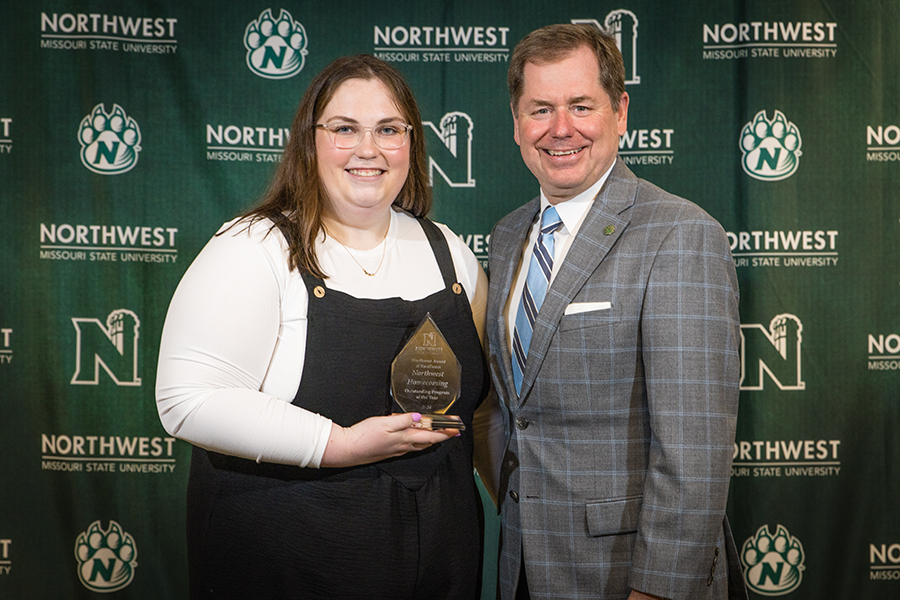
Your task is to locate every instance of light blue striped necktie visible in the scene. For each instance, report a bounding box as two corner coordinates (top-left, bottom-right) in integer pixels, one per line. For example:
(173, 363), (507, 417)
(512, 205), (562, 395)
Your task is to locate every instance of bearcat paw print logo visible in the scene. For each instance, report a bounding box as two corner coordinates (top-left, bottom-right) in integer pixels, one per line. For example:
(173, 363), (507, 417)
(244, 8), (308, 79)
(74, 520), (138, 592)
(741, 524), (805, 596)
(740, 110), (802, 181)
(78, 104), (142, 175)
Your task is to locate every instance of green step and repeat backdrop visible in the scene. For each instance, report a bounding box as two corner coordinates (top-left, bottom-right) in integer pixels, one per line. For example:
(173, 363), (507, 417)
(1, 1), (898, 598)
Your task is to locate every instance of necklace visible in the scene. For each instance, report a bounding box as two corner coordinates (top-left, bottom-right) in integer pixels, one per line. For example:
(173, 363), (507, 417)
(326, 227), (388, 277)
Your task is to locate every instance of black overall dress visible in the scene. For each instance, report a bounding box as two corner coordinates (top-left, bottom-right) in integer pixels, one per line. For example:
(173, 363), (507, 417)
(185, 217), (489, 599)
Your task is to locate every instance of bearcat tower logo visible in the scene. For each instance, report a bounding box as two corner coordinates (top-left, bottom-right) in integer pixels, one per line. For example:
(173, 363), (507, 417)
(75, 520), (138, 592)
(740, 110), (802, 181)
(71, 309), (141, 386)
(572, 9), (641, 85)
(424, 112), (475, 187)
(741, 524), (805, 595)
(740, 314), (804, 391)
(78, 104), (142, 175)
(244, 8), (308, 79)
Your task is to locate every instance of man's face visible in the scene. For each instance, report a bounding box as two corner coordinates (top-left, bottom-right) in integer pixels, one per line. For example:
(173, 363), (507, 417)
(513, 45), (628, 204)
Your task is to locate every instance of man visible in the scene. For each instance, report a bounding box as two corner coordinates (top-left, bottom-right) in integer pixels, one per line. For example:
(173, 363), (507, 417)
(485, 24), (747, 600)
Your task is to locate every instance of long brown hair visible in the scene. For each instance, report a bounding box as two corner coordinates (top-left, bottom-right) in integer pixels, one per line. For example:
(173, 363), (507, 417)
(239, 55), (432, 278)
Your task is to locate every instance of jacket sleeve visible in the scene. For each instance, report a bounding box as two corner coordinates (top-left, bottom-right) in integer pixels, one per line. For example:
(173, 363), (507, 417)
(627, 208), (741, 599)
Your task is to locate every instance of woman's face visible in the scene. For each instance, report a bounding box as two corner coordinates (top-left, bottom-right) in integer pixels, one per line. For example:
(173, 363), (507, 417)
(315, 78), (411, 222)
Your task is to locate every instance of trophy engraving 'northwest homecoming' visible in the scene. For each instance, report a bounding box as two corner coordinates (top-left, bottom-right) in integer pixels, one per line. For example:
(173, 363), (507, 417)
(391, 313), (465, 430)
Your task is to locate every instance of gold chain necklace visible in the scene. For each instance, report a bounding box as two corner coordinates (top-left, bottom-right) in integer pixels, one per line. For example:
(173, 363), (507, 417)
(326, 227), (388, 277)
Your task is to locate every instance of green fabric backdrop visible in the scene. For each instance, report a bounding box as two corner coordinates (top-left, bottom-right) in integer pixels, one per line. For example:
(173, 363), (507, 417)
(1, 1), (898, 597)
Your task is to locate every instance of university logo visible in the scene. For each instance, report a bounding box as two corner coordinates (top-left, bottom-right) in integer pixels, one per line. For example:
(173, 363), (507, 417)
(244, 8), (308, 79)
(75, 520), (137, 593)
(71, 309), (141, 386)
(206, 122), (291, 163)
(870, 543), (900, 580)
(740, 110), (802, 181)
(866, 124), (900, 162)
(869, 333), (900, 370)
(572, 9), (641, 84)
(422, 332), (436, 347)
(78, 104), (142, 175)
(741, 314), (805, 391)
(1, 117), (10, 154)
(741, 524), (805, 595)
(0, 538), (10, 575)
(1, 327), (11, 365)
(424, 112), (475, 187)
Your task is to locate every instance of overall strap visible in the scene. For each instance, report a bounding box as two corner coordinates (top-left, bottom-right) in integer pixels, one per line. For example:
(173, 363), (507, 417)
(417, 217), (458, 290)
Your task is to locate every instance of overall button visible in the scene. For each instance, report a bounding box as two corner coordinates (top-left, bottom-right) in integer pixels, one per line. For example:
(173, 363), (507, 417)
(516, 417), (529, 430)
(509, 491), (519, 502)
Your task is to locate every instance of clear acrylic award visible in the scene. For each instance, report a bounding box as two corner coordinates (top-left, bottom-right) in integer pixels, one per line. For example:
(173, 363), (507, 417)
(390, 313), (465, 430)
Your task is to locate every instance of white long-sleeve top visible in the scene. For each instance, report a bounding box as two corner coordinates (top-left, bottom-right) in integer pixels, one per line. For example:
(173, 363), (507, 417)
(156, 207), (503, 482)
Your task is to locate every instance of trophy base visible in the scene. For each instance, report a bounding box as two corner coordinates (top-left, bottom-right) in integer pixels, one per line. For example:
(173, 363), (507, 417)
(419, 414), (466, 431)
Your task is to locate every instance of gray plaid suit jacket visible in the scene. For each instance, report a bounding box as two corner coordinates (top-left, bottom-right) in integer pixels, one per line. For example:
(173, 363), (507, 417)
(486, 159), (747, 600)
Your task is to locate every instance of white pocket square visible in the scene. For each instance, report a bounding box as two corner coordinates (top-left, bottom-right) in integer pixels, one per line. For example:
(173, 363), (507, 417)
(564, 301), (612, 315)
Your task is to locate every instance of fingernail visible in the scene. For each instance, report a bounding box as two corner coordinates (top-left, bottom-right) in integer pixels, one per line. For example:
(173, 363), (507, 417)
(455, 432), (462, 437)
(411, 413), (422, 422)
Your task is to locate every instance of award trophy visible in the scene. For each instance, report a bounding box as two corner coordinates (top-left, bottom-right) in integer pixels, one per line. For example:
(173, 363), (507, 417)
(391, 313), (465, 430)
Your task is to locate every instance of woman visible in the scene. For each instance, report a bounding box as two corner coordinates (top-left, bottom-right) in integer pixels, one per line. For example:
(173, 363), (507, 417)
(156, 55), (502, 599)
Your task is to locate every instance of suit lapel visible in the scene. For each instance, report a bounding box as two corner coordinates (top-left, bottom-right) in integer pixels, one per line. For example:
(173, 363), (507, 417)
(488, 198), (541, 404)
(517, 160), (639, 402)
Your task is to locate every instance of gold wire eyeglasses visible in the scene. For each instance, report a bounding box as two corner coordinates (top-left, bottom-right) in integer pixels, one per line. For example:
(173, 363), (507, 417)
(315, 122), (412, 150)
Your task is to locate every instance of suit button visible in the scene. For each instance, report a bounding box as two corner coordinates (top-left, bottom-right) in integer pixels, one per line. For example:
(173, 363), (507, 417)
(516, 417), (529, 430)
(509, 491), (519, 502)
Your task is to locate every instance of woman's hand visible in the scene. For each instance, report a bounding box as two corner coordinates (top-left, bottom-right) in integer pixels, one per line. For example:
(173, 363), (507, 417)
(320, 413), (460, 468)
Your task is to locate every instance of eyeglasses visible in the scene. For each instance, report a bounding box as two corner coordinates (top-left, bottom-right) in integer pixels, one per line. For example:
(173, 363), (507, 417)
(315, 122), (412, 150)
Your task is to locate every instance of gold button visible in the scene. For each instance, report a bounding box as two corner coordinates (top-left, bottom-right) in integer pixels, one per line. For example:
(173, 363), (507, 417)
(313, 286), (325, 298)
(452, 283), (462, 295)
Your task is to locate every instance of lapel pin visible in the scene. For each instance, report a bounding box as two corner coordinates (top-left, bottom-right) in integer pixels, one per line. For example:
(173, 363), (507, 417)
(604, 225), (615, 236)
